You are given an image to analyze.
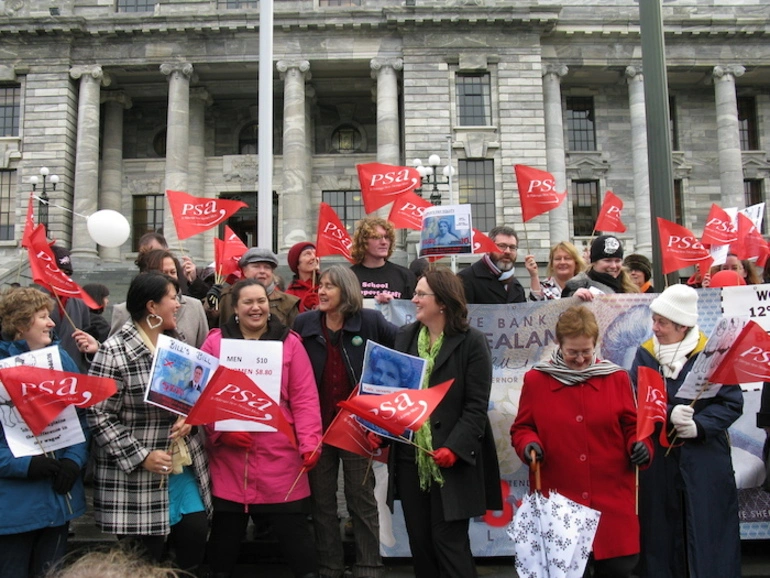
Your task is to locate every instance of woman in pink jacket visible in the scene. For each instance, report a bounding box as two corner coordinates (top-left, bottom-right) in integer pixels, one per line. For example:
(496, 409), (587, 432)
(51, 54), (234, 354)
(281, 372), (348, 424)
(201, 278), (323, 578)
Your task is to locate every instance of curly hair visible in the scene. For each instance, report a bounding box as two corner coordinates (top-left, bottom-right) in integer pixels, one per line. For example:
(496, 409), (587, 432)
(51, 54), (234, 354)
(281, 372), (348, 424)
(350, 217), (396, 265)
(0, 287), (53, 340)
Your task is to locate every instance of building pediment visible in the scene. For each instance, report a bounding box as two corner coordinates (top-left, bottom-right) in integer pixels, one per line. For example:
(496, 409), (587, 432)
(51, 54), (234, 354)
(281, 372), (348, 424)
(565, 151), (609, 179)
(742, 151), (770, 178)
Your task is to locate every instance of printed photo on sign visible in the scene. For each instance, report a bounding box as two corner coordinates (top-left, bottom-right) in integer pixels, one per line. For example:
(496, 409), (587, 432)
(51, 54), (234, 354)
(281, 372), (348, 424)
(418, 205), (472, 257)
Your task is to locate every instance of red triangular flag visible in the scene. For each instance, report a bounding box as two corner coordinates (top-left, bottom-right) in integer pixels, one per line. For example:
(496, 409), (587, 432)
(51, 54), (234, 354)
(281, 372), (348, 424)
(21, 192), (35, 249)
(709, 321), (770, 385)
(166, 190), (247, 240)
(594, 191), (626, 234)
(701, 204), (737, 246)
(338, 379), (454, 437)
(514, 164), (567, 222)
(27, 226), (100, 310)
(0, 367), (117, 436)
(387, 191), (433, 230)
(732, 213), (770, 267)
(656, 218), (712, 275)
(214, 225), (248, 279)
(636, 366), (667, 442)
(322, 387), (389, 463)
(471, 229), (499, 254)
(316, 203), (353, 262)
(356, 163), (421, 214)
(186, 366), (297, 448)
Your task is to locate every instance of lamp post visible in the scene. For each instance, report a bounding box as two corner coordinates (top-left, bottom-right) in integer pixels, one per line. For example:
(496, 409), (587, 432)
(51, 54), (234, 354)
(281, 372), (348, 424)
(412, 155), (455, 206)
(30, 167), (59, 231)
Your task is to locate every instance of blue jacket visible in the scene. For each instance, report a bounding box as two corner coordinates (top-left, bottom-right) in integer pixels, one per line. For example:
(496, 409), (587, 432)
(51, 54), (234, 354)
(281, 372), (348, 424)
(0, 339), (89, 534)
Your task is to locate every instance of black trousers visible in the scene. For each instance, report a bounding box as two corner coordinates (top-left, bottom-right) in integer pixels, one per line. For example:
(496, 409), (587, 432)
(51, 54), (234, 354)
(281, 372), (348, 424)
(585, 553), (639, 578)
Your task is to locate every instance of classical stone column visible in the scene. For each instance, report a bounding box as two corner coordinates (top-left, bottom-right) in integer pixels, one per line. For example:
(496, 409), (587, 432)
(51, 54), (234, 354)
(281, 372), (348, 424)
(371, 58), (403, 167)
(99, 91), (131, 262)
(625, 66), (652, 256)
(276, 59), (311, 249)
(712, 65), (746, 209)
(542, 64), (569, 244)
(160, 62), (194, 251)
(70, 65), (111, 260)
(188, 87), (212, 261)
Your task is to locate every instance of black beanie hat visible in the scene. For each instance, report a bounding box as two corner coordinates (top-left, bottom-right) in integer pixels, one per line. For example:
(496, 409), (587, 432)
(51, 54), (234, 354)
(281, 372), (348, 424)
(590, 235), (623, 263)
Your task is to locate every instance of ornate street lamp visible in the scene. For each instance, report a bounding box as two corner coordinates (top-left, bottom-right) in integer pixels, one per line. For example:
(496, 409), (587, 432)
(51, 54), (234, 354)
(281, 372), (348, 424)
(30, 167), (59, 230)
(412, 155), (455, 206)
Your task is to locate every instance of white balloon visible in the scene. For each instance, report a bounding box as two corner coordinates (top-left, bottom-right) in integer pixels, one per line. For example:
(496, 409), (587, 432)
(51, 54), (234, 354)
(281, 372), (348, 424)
(87, 210), (130, 248)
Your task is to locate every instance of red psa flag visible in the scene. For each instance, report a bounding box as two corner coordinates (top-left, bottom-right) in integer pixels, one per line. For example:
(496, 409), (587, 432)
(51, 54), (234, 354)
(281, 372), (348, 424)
(186, 366), (297, 449)
(387, 191), (432, 230)
(594, 191), (626, 234)
(709, 321), (770, 385)
(316, 203), (353, 262)
(514, 164), (567, 222)
(214, 225), (248, 278)
(701, 204), (737, 246)
(21, 192), (35, 249)
(732, 213), (770, 268)
(472, 229), (499, 254)
(323, 388), (389, 463)
(656, 218), (712, 275)
(166, 190), (247, 240)
(338, 379), (454, 438)
(636, 366), (667, 442)
(27, 226), (100, 310)
(356, 163), (421, 214)
(0, 367), (117, 436)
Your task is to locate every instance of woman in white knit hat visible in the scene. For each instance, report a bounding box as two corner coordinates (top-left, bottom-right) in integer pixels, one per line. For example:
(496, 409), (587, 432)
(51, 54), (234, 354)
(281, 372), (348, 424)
(630, 284), (742, 578)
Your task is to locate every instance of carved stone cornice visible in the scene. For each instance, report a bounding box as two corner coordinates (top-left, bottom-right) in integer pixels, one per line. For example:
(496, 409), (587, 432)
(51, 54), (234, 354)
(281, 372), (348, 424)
(370, 57), (403, 79)
(276, 60), (310, 82)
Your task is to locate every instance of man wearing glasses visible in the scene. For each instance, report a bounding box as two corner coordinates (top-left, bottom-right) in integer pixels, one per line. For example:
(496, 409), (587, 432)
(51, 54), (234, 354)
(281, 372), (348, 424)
(457, 225), (526, 304)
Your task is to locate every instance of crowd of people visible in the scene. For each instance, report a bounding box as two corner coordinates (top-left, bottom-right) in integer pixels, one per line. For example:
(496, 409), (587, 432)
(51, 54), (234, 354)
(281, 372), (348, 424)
(0, 220), (763, 578)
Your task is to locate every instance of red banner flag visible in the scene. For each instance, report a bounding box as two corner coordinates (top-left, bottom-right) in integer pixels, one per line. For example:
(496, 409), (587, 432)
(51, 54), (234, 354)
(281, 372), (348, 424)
(471, 228), (500, 254)
(323, 388), (389, 463)
(656, 218), (712, 275)
(21, 192), (35, 249)
(514, 164), (567, 222)
(166, 190), (247, 240)
(732, 213), (770, 268)
(387, 191), (432, 230)
(636, 366), (667, 442)
(701, 204), (737, 246)
(185, 366), (297, 448)
(356, 163), (421, 214)
(316, 203), (353, 262)
(338, 379), (454, 437)
(0, 367), (117, 436)
(594, 191), (626, 233)
(27, 226), (100, 310)
(709, 321), (770, 385)
(214, 225), (248, 279)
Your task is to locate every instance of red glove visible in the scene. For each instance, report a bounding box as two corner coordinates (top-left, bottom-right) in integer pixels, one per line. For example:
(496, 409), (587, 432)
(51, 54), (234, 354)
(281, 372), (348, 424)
(432, 447), (458, 468)
(366, 431), (383, 451)
(302, 451), (321, 470)
(300, 291), (320, 312)
(219, 432), (252, 449)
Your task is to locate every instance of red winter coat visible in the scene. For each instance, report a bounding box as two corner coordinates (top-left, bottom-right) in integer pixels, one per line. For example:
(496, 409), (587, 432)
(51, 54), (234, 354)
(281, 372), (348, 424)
(511, 366), (651, 560)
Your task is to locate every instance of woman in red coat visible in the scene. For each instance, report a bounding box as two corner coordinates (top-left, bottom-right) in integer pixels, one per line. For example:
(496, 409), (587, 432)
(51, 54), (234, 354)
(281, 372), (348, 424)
(511, 305), (652, 578)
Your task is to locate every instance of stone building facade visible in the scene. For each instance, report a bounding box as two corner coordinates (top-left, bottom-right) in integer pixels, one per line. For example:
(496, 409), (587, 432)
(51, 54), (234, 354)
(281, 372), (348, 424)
(0, 0), (767, 273)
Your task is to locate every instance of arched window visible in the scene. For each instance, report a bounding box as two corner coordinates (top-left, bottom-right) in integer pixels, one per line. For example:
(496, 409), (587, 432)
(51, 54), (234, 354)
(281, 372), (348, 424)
(330, 124), (362, 154)
(239, 122), (258, 154)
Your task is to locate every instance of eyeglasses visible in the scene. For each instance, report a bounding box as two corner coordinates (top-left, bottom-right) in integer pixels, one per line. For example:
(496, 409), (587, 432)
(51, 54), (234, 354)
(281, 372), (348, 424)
(368, 235), (390, 241)
(414, 291), (435, 299)
(495, 243), (518, 252)
(562, 349), (594, 360)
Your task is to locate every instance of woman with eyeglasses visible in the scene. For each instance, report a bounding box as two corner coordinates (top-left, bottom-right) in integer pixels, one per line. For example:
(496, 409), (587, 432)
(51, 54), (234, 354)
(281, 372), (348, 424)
(511, 305), (651, 578)
(377, 267), (501, 578)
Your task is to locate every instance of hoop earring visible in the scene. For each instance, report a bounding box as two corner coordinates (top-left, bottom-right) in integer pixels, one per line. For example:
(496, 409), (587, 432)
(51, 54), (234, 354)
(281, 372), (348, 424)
(146, 313), (163, 330)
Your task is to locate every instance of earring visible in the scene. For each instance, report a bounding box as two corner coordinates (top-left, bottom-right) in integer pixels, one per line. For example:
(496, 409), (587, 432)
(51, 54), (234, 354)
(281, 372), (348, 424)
(146, 313), (163, 330)
(235, 314), (239, 325)
(268, 312), (272, 320)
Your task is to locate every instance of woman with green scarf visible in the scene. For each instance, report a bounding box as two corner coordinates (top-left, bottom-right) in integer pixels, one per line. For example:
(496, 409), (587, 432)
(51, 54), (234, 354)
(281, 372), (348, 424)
(386, 267), (502, 578)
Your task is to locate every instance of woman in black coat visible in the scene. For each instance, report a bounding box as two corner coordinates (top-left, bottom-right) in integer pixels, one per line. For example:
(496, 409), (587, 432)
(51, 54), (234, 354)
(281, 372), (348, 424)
(384, 267), (502, 578)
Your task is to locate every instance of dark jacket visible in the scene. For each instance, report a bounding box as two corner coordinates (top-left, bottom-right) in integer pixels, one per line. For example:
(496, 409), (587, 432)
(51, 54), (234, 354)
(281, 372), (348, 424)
(457, 259), (525, 304)
(387, 322), (502, 521)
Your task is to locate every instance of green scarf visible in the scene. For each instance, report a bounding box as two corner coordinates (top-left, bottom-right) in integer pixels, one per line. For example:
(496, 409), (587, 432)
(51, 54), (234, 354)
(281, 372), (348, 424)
(415, 326), (444, 491)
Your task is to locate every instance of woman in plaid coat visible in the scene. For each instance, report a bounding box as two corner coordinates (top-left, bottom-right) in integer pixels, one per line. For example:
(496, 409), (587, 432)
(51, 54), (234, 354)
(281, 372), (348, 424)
(87, 273), (212, 573)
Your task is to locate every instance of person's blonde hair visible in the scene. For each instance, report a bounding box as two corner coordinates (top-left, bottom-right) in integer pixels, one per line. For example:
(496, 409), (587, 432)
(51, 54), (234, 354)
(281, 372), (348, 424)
(47, 545), (183, 578)
(0, 287), (53, 340)
(350, 217), (396, 264)
(555, 305), (599, 346)
(546, 241), (586, 278)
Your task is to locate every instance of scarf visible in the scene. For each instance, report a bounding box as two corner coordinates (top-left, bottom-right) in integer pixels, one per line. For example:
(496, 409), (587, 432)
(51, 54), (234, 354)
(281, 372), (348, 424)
(483, 254), (516, 282)
(533, 348), (623, 386)
(654, 325), (700, 379)
(415, 326), (444, 491)
(587, 269), (624, 293)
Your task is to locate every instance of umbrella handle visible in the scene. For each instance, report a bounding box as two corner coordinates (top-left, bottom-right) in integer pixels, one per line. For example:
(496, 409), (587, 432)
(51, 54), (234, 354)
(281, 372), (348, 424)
(530, 449), (541, 493)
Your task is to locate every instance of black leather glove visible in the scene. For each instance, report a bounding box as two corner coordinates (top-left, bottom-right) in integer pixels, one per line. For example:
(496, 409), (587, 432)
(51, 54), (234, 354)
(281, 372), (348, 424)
(523, 442), (543, 464)
(205, 284), (224, 310)
(630, 441), (651, 466)
(27, 456), (61, 480)
(52, 458), (81, 495)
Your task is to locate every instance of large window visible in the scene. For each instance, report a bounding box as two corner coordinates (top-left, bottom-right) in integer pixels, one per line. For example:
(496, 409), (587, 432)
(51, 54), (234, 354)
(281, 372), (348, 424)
(566, 96), (596, 152)
(572, 180), (600, 236)
(0, 86), (20, 137)
(0, 170), (14, 241)
(116, 0), (154, 11)
(322, 190), (364, 234)
(458, 159), (495, 233)
(745, 179), (766, 234)
(456, 74), (492, 127)
(239, 122), (258, 155)
(738, 96), (759, 151)
(131, 195), (165, 251)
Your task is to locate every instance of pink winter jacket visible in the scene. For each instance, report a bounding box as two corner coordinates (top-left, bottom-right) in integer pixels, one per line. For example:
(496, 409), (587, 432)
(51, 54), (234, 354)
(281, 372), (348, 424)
(201, 329), (322, 504)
